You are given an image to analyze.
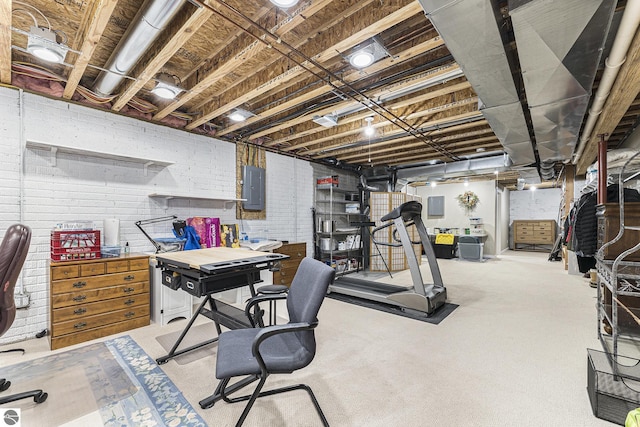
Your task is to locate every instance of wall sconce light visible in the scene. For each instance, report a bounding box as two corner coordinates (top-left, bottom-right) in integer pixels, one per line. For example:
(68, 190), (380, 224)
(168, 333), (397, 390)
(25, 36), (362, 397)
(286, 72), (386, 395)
(27, 26), (69, 63)
(150, 73), (183, 99)
(269, 0), (299, 8)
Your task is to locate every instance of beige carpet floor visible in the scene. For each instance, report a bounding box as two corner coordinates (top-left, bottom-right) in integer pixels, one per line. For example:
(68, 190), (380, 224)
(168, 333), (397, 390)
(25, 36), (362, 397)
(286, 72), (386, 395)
(1, 251), (615, 426)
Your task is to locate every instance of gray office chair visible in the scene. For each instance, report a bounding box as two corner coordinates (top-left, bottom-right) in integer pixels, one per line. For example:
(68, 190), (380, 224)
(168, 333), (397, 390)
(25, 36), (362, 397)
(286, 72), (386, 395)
(0, 224), (48, 404)
(199, 257), (335, 426)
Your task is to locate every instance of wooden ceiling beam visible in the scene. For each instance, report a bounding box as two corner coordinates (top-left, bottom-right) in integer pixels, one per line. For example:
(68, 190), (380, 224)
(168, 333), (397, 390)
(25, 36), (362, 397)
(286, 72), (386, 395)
(299, 107), (481, 155)
(219, 36), (446, 137)
(318, 121), (490, 157)
(336, 132), (496, 162)
(577, 27), (640, 174)
(255, 62), (461, 142)
(154, 0), (333, 121)
(185, 1), (423, 130)
(111, 4), (213, 111)
(0, 0), (11, 84)
(63, 0), (118, 99)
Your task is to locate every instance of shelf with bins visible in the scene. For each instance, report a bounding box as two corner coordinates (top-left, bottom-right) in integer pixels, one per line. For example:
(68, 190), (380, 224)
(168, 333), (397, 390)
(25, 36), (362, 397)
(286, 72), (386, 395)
(314, 185), (362, 275)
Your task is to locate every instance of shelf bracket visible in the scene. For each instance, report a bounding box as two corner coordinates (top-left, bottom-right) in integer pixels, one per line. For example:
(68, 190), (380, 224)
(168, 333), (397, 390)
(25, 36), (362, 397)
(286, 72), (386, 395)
(144, 161), (154, 176)
(50, 146), (58, 167)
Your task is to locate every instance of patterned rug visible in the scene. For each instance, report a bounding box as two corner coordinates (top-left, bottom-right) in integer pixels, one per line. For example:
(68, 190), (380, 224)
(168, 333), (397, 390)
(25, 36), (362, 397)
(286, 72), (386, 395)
(0, 335), (206, 427)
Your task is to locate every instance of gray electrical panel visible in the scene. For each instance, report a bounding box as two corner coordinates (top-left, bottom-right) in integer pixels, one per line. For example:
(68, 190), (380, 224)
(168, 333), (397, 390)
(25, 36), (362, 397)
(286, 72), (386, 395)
(242, 166), (265, 211)
(427, 196), (444, 216)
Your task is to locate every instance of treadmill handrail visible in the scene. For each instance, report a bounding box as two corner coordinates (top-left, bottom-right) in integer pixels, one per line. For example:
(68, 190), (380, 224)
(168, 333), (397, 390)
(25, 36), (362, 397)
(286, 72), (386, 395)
(372, 219), (422, 247)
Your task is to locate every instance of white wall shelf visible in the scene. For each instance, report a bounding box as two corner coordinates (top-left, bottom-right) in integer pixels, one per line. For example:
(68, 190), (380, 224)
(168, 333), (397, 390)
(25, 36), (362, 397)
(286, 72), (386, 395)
(148, 193), (245, 210)
(26, 140), (174, 175)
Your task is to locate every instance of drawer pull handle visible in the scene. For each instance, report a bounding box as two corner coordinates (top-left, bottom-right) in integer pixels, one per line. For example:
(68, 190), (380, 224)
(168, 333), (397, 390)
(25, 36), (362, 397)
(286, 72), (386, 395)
(124, 275), (135, 281)
(73, 295), (86, 302)
(124, 299), (135, 306)
(297, 253), (302, 257)
(280, 271), (286, 276)
(124, 312), (135, 318)
(73, 308), (86, 315)
(186, 281), (195, 290)
(123, 287), (135, 293)
(73, 281), (86, 288)
(74, 322), (87, 329)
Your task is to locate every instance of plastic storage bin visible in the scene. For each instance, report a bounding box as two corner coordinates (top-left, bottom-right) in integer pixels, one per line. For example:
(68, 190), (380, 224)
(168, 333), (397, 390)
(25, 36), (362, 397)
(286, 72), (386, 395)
(458, 236), (484, 261)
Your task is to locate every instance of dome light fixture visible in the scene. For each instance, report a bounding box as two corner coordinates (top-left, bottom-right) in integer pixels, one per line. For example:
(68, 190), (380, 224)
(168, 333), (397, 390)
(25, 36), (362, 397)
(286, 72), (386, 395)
(229, 108), (255, 122)
(349, 46), (376, 68)
(27, 26), (68, 63)
(269, 0), (299, 8)
(151, 73), (183, 99)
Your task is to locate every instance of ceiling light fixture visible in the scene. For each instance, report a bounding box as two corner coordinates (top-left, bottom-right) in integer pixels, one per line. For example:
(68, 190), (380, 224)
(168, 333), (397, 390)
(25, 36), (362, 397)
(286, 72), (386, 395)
(150, 73), (183, 100)
(350, 46), (376, 68)
(364, 116), (375, 136)
(269, 0), (299, 8)
(229, 108), (255, 122)
(312, 114), (338, 128)
(431, 181), (437, 188)
(464, 178), (469, 187)
(27, 26), (68, 63)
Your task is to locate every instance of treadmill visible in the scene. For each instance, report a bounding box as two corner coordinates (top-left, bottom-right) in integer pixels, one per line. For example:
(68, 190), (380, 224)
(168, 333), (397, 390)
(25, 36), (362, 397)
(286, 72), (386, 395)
(329, 201), (447, 315)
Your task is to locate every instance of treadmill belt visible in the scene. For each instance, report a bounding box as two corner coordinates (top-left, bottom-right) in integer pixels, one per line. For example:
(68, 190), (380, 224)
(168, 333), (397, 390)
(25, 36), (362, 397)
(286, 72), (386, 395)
(326, 292), (458, 325)
(333, 276), (411, 294)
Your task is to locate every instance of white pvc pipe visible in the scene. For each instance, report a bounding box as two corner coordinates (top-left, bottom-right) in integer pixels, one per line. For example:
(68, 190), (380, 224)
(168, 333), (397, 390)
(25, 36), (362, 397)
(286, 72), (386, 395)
(573, 1), (640, 165)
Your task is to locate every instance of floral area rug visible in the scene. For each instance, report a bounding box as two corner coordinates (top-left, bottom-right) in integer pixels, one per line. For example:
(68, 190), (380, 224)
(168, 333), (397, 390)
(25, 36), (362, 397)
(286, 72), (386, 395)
(0, 335), (205, 427)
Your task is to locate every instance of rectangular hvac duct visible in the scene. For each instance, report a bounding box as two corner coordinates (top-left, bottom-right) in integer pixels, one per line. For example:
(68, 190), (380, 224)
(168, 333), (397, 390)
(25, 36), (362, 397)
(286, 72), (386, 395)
(481, 103), (536, 165)
(418, 0), (534, 166)
(509, 0), (616, 163)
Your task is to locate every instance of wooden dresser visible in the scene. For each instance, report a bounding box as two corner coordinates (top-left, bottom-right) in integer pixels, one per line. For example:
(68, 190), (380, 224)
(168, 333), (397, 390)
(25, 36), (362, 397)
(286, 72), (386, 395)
(49, 254), (150, 350)
(513, 220), (556, 251)
(273, 242), (306, 287)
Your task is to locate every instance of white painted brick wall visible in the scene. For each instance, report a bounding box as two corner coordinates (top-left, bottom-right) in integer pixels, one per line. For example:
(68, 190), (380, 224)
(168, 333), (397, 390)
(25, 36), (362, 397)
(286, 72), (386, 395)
(510, 188), (562, 221)
(0, 87), (314, 343)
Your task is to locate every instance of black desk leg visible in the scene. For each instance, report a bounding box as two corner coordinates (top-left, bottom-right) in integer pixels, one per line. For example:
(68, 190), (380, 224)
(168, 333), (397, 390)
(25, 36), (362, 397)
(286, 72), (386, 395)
(156, 295), (220, 365)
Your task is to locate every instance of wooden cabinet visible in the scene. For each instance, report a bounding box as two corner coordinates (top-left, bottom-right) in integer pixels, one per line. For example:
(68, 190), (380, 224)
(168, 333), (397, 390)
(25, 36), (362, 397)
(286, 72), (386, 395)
(273, 243), (306, 287)
(49, 254), (150, 350)
(596, 203), (640, 261)
(513, 220), (556, 250)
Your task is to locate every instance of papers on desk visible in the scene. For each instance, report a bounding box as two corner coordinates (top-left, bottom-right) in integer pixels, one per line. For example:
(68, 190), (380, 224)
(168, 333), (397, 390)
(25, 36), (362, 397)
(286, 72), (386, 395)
(240, 240), (283, 252)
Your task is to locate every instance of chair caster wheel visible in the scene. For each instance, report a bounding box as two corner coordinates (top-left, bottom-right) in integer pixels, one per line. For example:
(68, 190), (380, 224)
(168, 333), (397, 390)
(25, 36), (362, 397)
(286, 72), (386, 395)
(34, 392), (47, 403)
(0, 379), (10, 391)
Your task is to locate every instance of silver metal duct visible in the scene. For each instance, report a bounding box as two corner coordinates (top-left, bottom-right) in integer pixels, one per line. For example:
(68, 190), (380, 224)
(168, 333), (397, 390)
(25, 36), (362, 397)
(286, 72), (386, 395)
(92, 0), (186, 96)
(395, 154), (513, 181)
(509, 0), (616, 163)
(418, 0), (534, 166)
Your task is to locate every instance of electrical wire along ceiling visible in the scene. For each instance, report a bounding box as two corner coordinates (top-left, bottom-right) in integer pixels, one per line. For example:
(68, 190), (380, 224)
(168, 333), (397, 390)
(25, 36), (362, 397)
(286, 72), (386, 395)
(2, 0), (638, 188)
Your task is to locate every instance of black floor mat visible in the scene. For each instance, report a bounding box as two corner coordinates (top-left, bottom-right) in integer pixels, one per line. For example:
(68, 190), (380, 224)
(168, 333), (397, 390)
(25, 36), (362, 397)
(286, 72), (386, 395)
(326, 292), (458, 325)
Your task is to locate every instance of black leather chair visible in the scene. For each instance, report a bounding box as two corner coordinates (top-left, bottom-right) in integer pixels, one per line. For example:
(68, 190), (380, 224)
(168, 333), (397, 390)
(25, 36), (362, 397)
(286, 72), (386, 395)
(199, 257), (335, 426)
(0, 224), (47, 404)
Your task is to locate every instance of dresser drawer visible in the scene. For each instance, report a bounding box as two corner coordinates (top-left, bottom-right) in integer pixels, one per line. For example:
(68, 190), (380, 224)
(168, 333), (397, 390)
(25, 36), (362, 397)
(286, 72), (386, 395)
(53, 305), (150, 337)
(276, 243), (306, 260)
(51, 265), (79, 281)
(52, 293), (148, 323)
(51, 270), (149, 294)
(50, 316), (149, 350)
(80, 262), (105, 277)
(106, 260), (130, 273)
(51, 282), (150, 309)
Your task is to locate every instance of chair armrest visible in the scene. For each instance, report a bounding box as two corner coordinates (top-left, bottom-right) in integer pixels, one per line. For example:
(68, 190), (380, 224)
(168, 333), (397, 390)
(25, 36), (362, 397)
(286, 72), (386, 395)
(251, 322), (318, 371)
(244, 294), (288, 327)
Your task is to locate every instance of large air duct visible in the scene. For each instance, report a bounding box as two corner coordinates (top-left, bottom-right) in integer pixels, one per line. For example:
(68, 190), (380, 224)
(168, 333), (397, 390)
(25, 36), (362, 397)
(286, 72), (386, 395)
(418, 0), (535, 166)
(394, 154), (513, 181)
(92, 0), (186, 96)
(509, 0), (616, 163)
